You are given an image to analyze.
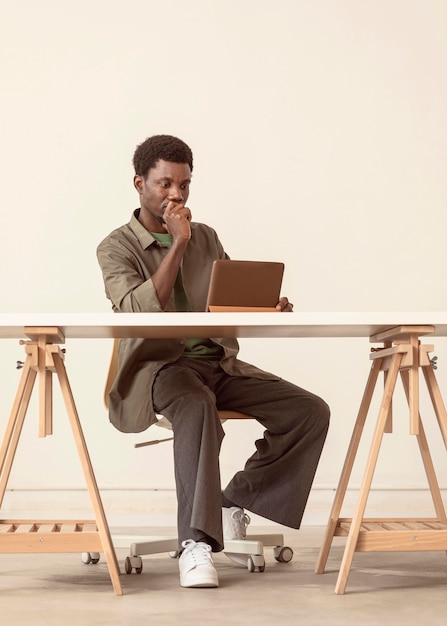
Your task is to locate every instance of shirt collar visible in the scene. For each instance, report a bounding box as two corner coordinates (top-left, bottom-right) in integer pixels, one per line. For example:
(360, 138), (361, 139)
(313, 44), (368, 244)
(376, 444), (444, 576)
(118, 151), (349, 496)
(129, 209), (158, 250)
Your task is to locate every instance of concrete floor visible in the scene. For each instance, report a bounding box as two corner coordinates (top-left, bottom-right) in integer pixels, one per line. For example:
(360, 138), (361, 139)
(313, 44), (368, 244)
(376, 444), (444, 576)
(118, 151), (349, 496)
(1, 525), (446, 626)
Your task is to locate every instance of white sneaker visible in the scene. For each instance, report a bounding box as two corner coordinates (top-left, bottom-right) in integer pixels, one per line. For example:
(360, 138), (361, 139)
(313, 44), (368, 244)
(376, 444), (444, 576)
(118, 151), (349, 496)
(179, 540), (218, 588)
(222, 506), (251, 567)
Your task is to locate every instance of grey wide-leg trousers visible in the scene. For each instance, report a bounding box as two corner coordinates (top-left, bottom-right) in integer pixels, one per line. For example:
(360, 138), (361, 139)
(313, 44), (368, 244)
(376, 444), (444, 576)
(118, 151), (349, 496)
(152, 357), (330, 552)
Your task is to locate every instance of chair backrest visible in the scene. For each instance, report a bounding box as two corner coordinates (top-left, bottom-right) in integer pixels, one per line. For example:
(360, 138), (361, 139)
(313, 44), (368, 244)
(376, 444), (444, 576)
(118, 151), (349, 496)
(104, 338), (252, 421)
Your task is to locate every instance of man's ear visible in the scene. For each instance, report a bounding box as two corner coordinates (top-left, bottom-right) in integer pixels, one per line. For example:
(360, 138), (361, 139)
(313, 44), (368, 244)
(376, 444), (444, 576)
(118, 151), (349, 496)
(133, 175), (143, 193)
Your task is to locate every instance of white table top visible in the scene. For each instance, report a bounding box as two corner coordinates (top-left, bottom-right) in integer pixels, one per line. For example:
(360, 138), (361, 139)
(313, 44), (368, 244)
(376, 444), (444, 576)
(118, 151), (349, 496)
(0, 312), (447, 340)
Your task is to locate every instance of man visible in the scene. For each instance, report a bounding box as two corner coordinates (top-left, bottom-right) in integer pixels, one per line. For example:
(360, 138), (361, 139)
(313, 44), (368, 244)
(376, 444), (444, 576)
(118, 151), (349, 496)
(97, 134), (330, 588)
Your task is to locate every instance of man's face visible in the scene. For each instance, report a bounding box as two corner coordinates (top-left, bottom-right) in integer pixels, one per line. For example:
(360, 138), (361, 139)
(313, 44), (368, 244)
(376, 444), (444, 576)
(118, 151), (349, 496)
(134, 159), (191, 231)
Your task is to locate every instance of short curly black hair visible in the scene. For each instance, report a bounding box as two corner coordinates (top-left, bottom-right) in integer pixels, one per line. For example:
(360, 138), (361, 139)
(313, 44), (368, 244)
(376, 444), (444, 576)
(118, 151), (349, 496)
(133, 134), (194, 178)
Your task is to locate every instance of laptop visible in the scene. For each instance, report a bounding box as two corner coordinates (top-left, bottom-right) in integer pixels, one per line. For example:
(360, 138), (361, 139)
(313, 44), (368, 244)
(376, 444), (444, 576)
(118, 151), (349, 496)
(205, 260), (285, 312)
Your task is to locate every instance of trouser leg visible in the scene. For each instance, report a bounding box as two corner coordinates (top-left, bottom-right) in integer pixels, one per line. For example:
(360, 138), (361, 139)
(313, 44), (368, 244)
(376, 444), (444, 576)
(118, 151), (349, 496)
(152, 360), (225, 552)
(217, 376), (330, 528)
(152, 358), (330, 550)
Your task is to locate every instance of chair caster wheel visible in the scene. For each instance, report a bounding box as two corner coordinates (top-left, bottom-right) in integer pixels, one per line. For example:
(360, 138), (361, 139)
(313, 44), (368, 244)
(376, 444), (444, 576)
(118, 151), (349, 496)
(248, 555), (265, 573)
(81, 552), (100, 564)
(274, 546), (294, 563)
(124, 555), (143, 574)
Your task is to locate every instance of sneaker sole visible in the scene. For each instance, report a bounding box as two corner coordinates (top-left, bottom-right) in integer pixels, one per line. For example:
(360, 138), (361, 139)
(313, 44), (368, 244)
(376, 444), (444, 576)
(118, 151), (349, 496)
(180, 576), (218, 588)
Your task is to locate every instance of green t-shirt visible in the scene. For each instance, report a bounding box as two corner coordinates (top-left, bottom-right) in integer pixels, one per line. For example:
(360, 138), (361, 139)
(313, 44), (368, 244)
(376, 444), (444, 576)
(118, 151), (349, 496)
(150, 232), (223, 359)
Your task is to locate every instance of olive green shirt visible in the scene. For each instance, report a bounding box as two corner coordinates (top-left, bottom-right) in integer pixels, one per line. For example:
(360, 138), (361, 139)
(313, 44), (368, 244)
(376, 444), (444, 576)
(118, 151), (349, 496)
(97, 210), (278, 433)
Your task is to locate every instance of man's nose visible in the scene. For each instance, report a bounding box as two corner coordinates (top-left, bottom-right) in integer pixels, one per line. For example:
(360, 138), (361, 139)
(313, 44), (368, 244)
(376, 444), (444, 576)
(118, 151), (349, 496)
(168, 188), (184, 202)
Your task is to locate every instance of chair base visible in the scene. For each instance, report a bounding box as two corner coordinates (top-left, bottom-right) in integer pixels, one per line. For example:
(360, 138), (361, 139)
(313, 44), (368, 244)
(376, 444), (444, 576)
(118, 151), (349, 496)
(111, 532), (294, 574)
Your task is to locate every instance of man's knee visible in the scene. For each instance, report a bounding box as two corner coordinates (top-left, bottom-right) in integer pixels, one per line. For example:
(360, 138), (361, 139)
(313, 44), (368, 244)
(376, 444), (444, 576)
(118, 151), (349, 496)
(311, 395), (330, 434)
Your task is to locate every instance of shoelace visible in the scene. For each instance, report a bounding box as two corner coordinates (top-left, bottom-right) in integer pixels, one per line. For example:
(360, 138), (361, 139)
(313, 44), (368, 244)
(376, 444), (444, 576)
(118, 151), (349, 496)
(230, 508), (251, 539)
(181, 540), (213, 566)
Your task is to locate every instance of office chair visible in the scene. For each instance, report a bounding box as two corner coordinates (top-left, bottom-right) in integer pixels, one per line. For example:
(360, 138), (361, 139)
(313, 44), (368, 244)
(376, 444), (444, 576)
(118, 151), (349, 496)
(99, 339), (294, 574)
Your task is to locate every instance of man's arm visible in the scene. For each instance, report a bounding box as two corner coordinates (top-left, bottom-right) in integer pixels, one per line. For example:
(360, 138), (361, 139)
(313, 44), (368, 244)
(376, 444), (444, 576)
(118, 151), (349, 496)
(149, 201), (191, 309)
(97, 215), (228, 313)
(97, 203), (195, 312)
(96, 242), (164, 312)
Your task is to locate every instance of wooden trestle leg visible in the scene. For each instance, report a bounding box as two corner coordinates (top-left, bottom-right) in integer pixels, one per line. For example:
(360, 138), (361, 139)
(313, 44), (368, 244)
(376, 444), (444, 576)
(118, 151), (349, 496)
(0, 327), (122, 595)
(315, 325), (447, 594)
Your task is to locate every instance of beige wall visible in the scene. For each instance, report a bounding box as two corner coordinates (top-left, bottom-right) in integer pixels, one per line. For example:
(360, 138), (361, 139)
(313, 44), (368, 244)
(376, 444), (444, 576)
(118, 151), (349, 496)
(1, 0), (446, 523)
